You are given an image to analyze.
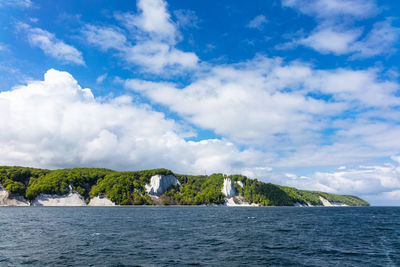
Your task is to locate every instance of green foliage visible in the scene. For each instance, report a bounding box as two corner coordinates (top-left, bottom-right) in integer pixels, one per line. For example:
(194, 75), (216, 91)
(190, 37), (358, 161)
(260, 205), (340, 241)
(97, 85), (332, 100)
(278, 186), (369, 206)
(90, 172), (152, 205)
(0, 166), (369, 206)
(168, 173), (225, 205)
(25, 168), (113, 200)
(234, 178), (293, 206)
(0, 166), (50, 195)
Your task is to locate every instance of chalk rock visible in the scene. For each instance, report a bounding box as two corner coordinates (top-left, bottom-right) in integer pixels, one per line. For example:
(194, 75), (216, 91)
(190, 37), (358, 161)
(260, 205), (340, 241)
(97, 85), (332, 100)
(32, 192), (86, 206)
(88, 196), (115, 206)
(237, 181), (244, 187)
(145, 174), (180, 196)
(225, 196), (259, 207)
(319, 196), (348, 207)
(222, 178), (237, 198)
(0, 185), (29, 206)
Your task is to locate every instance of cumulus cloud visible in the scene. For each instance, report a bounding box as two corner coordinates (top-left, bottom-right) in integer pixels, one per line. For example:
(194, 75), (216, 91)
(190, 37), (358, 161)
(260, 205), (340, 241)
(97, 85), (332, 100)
(0, 69), (272, 175)
(18, 23), (84, 65)
(127, 0), (177, 42)
(247, 15), (268, 30)
(82, 0), (198, 73)
(1, 69), (400, 204)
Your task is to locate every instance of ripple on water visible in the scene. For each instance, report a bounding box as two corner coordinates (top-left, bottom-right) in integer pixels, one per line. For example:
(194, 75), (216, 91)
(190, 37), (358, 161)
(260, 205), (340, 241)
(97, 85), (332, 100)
(0, 207), (400, 266)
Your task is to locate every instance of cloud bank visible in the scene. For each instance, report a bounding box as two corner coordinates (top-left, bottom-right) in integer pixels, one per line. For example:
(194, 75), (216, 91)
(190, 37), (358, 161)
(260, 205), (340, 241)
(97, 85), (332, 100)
(0, 69), (269, 175)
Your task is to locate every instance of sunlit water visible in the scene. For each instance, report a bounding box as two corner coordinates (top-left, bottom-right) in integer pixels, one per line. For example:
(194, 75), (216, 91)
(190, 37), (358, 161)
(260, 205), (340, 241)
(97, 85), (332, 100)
(0, 207), (399, 266)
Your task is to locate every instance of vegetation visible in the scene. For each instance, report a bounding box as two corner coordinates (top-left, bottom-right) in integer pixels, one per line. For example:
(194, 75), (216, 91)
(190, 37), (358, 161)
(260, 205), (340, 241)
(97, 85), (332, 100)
(89, 169), (173, 205)
(0, 166), (369, 206)
(25, 168), (114, 200)
(0, 166), (50, 196)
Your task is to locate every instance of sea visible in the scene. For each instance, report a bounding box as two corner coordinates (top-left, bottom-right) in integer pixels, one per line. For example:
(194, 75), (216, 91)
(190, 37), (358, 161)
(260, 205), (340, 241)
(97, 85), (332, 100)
(0, 206), (399, 266)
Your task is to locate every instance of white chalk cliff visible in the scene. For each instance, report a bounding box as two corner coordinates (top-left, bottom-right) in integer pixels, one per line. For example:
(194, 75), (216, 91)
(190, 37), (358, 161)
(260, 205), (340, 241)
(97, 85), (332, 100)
(145, 174), (180, 196)
(221, 179), (257, 206)
(88, 195), (115, 206)
(319, 196), (348, 207)
(221, 178), (237, 198)
(32, 192), (86, 206)
(295, 196), (348, 207)
(225, 196), (259, 207)
(0, 185), (29, 206)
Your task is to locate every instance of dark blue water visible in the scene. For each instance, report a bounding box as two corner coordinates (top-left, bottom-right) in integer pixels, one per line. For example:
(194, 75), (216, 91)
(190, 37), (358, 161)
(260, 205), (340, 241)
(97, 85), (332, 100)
(0, 207), (399, 266)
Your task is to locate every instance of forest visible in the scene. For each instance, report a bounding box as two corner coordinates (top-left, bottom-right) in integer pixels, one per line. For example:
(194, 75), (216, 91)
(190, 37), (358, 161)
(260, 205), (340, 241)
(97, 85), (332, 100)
(0, 166), (369, 206)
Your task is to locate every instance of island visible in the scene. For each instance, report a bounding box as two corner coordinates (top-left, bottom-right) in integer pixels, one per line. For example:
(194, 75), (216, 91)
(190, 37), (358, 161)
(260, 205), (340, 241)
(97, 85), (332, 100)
(0, 166), (369, 207)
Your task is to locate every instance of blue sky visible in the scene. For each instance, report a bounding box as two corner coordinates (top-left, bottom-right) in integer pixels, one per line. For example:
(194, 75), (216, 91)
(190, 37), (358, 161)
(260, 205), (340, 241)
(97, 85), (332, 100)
(1, 0), (400, 205)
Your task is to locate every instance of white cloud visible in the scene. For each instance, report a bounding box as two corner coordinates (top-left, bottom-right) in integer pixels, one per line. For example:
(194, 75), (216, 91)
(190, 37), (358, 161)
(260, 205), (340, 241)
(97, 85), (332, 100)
(247, 15), (268, 30)
(96, 73), (107, 84)
(18, 23), (84, 65)
(0, 69), (272, 175)
(295, 20), (400, 57)
(2, 69), (400, 205)
(82, 25), (127, 51)
(0, 0), (32, 8)
(81, 1), (198, 74)
(282, 0), (378, 19)
(174, 9), (200, 29)
(351, 19), (400, 58)
(313, 165), (400, 195)
(126, 55), (400, 153)
(118, 0), (177, 42)
(82, 24), (198, 73)
(298, 27), (362, 55)
(275, 158), (400, 205)
(123, 42), (198, 73)
(83, 0), (198, 73)
(282, 0), (400, 58)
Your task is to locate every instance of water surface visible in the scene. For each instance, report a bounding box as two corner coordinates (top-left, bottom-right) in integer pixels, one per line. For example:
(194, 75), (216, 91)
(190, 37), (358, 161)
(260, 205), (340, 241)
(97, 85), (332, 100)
(0, 207), (399, 266)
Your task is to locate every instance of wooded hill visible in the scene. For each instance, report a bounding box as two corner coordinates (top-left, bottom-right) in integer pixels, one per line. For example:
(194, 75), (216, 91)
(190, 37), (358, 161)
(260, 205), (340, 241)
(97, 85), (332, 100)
(0, 166), (369, 206)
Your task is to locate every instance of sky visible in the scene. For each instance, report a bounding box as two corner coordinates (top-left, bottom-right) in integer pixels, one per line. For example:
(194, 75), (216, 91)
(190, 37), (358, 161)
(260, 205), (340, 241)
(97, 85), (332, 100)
(0, 0), (400, 205)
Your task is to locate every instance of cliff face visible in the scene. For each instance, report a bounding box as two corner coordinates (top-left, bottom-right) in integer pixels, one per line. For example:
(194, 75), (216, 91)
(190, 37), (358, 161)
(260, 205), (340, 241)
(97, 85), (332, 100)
(88, 196), (115, 206)
(0, 186), (29, 206)
(145, 174), (180, 196)
(0, 166), (370, 206)
(221, 178), (237, 198)
(318, 196), (348, 207)
(221, 179), (258, 206)
(31, 193), (86, 206)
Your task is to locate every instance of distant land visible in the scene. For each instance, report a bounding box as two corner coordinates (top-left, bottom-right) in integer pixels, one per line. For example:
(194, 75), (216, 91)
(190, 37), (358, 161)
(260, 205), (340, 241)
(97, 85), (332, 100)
(0, 166), (369, 207)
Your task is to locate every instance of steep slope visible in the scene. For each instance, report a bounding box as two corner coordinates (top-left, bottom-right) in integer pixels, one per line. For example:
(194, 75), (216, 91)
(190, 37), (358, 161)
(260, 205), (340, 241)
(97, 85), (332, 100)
(0, 166), (369, 206)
